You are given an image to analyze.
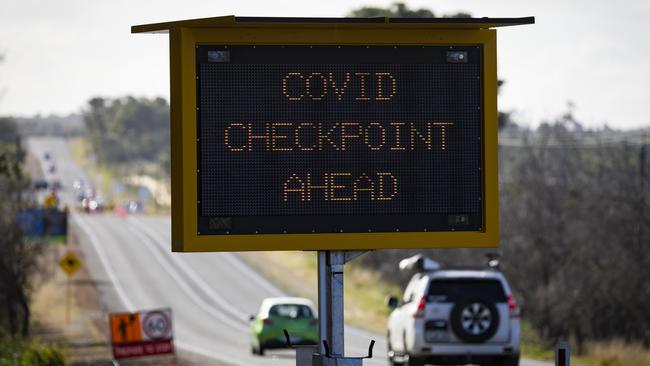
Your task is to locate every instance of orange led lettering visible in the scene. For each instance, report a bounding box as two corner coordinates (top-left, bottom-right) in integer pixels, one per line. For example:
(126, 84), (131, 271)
(377, 173), (398, 201)
(306, 73), (328, 100)
(329, 72), (350, 100)
(282, 73), (305, 101)
(295, 123), (318, 151)
(375, 72), (396, 101)
(390, 122), (407, 151)
(283, 174), (306, 201)
(318, 123), (341, 151)
(330, 172), (352, 201)
(283, 172), (397, 203)
(432, 122), (453, 151)
(353, 173), (375, 200)
(355, 72), (371, 101)
(340, 122), (361, 150)
(224, 123), (249, 151)
(271, 122), (293, 151)
(365, 123), (386, 151)
(249, 123), (271, 150)
(306, 173), (329, 201)
(410, 123), (432, 150)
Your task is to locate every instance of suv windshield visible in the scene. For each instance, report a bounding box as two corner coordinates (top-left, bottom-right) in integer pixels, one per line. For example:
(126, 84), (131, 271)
(268, 304), (314, 319)
(427, 279), (506, 303)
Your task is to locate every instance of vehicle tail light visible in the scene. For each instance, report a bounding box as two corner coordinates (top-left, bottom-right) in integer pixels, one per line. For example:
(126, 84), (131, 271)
(310, 319), (319, 326)
(413, 296), (426, 318)
(263, 318), (273, 325)
(507, 295), (518, 314)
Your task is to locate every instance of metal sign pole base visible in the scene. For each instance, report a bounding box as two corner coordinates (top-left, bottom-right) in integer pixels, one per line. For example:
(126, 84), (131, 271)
(306, 250), (370, 366)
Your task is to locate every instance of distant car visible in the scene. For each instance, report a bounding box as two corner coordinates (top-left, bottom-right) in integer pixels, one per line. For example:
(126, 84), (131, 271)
(81, 195), (104, 213)
(386, 255), (520, 366)
(47, 164), (56, 173)
(43, 151), (51, 160)
(72, 179), (85, 191)
(50, 180), (62, 191)
(33, 179), (48, 190)
(124, 200), (144, 213)
(250, 297), (319, 356)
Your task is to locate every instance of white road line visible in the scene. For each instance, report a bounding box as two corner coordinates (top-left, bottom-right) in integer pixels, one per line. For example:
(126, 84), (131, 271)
(131, 217), (379, 359)
(130, 217), (250, 322)
(222, 252), (286, 297)
(138, 216), (284, 297)
(74, 216), (248, 366)
(125, 219), (246, 331)
(174, 341), (250, 366)
(73, 214), (136, 312)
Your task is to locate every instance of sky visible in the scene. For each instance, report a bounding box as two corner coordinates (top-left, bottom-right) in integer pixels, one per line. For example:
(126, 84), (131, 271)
(0, 0), (649, 129)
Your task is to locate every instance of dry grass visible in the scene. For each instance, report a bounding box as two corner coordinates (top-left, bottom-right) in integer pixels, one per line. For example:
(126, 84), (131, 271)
(30, 232), (207, 365)
(240, 252), (650, 366)
(238, 251), (401, 334)
(580, 340), (650, 366)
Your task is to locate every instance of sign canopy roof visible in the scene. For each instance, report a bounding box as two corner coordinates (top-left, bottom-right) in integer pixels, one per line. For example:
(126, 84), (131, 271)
(132, 15), (535, 34)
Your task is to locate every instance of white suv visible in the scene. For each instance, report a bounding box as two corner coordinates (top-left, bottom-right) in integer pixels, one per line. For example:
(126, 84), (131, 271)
(386, 256), (520, 366)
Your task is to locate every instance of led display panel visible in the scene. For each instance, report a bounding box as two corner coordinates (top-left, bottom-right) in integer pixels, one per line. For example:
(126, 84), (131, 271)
(196, 45), (483, 235)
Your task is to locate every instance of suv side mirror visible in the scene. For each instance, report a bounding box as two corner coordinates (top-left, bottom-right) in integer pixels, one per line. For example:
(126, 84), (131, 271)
(386, 296), (399, 309)
(249, 314), (256, 322)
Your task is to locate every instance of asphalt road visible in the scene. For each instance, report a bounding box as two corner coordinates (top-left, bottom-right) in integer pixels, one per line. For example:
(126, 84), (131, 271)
(25, 137), (551, 366)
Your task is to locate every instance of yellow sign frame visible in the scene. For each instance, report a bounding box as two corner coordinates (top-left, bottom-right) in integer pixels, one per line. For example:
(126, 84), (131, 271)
(132, 16), (526, 252)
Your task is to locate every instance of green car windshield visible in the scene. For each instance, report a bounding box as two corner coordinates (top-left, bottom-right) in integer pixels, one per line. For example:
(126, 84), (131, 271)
(269, 304), (314, 319)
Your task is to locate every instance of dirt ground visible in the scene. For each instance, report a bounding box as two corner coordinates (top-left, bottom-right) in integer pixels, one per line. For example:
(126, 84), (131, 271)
(29, 229), (208, 366)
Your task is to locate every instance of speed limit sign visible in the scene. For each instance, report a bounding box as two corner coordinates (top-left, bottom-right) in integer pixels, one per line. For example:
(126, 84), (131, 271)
(143, 310), (172, 340)
(110, 308), (174, 360)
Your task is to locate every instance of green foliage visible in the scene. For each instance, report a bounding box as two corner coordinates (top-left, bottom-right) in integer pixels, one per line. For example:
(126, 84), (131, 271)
(0, 337), (65, 366)
(0, 118), (37, 339)
(14, 114), (83, 138)
(83, 96), (170, 174)
(0, 118), (24, 179)
(347, 2), (470, 18)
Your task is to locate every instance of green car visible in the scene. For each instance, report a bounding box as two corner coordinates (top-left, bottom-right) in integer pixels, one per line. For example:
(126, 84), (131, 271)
(250, 297), (319, 355)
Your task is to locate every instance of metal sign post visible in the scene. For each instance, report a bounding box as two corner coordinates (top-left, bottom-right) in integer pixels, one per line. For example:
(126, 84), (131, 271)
(314, 251), (372, 366)
(59, 251), (82, 324)
(555, 343), (570, 366)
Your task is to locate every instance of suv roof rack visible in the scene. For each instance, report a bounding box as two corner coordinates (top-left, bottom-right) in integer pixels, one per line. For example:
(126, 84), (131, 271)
(399, 254), (441, 272)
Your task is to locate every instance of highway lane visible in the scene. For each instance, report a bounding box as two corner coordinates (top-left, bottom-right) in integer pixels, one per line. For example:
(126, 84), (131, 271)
(26, 137), (550, 366)
(26, 137), (385, 366)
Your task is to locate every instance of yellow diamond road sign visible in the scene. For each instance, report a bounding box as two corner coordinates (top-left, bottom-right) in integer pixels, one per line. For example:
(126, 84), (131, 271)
(59, 252), (81, 276)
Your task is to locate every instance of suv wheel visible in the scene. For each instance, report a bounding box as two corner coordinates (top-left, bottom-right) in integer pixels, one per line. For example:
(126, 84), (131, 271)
(450, 298), (499, 343)
(387, 332), (401, 366)
(501, 355), (519, 366)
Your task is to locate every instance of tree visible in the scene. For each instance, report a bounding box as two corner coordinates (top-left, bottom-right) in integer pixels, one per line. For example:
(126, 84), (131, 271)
(347, 2), (470, 18)
(359, 111), (650, 350)
(347, 4), (512, 128)
(0, 118), (40, 338)
(83, 96), (170, 175)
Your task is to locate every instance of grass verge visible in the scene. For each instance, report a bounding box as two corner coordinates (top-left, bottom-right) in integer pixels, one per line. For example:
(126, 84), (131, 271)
(0, 337), (65, 366)
(239, 251), (650, 365)
(239, 251), (402, 334)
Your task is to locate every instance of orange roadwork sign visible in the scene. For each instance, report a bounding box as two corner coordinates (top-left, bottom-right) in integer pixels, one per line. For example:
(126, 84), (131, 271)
(110, 312), (142, 344)
(109, 308), (174, 360)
